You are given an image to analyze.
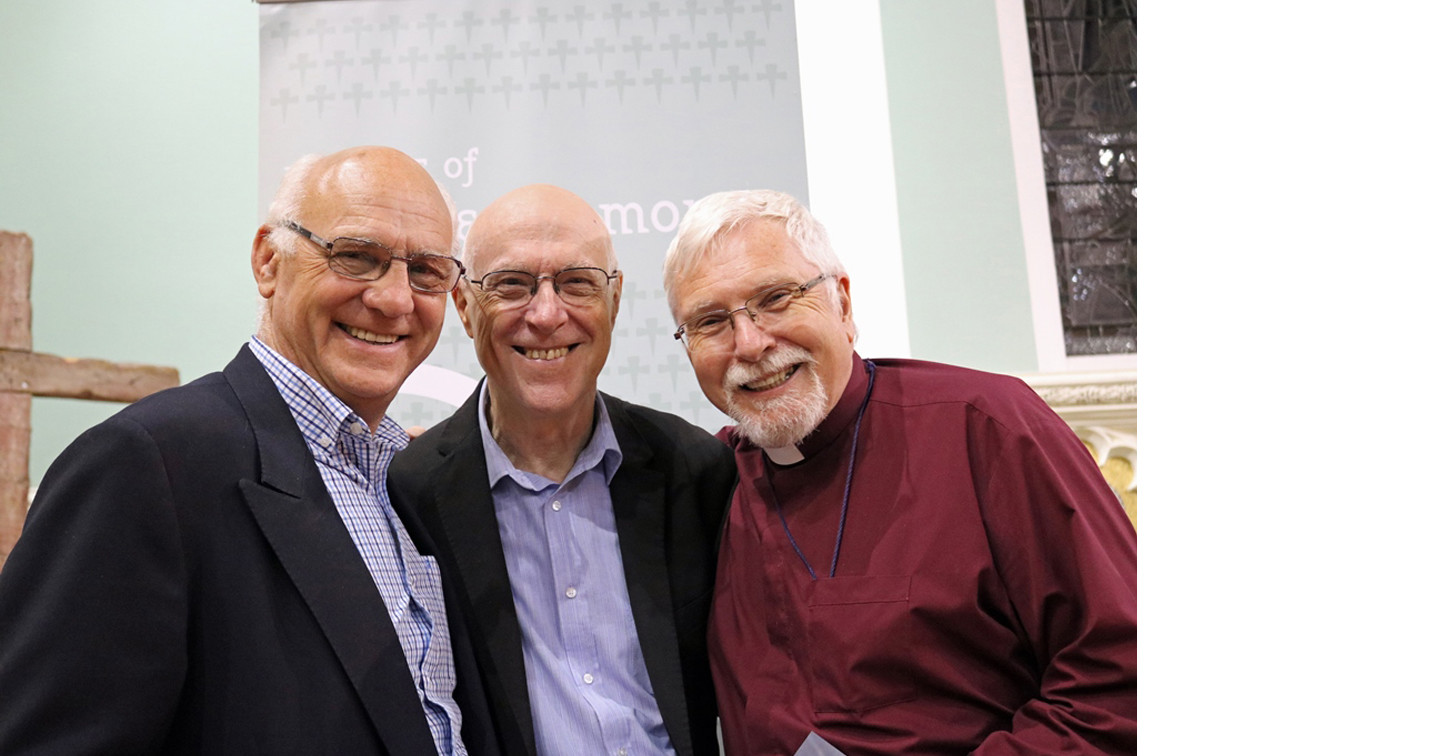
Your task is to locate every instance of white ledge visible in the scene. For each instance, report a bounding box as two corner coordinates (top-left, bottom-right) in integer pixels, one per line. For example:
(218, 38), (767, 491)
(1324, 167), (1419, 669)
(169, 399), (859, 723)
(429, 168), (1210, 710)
(1020, 370), (1137, 436)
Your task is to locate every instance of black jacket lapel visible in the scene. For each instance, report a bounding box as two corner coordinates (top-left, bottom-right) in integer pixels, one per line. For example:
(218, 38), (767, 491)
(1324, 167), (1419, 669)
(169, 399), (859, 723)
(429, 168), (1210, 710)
(426, 386), (540, 756)
(225, 348), (437, 756)
(606, 395), (694, 756)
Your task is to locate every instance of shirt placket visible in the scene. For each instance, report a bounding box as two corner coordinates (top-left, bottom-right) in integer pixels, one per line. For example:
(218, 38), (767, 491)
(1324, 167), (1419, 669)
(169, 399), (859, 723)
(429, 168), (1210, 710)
(254, 340), (464, 756)
(348, 430), (465, 755)
(545, 484), (598, 680)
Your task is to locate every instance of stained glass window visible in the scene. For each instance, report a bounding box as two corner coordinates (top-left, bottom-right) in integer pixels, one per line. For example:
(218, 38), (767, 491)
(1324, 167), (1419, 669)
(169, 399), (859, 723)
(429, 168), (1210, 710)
(1026, 0), (1137, 356)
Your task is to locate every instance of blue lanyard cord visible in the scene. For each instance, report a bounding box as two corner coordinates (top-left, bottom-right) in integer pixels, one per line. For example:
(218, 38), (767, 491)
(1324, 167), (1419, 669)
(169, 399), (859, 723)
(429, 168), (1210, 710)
(776, 360), (876, 580)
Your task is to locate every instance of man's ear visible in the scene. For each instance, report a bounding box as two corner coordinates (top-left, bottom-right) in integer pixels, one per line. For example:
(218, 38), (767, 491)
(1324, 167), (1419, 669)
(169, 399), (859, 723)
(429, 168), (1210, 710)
(609, 271), (624, 327)
(834, 274), (856, 344)
(252, 226), (280, 299)
(452, 284), (477, 339)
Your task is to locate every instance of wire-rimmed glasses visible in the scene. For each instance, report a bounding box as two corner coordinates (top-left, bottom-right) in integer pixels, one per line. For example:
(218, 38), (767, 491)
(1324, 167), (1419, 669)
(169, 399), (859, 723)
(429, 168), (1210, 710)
(279, 220), (465, 294)
(469, 267), (620, 307)
(673, 274), (831, 351)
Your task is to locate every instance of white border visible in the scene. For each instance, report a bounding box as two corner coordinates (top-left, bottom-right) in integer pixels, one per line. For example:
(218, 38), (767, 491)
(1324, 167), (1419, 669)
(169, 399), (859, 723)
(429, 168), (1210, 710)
(794, 0), (909, 359)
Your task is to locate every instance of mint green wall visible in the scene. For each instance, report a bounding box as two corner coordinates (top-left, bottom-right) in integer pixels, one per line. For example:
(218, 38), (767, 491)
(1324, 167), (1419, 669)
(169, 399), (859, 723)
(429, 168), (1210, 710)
(879, 0), (1039, 372)
(1, 1), (259, 485)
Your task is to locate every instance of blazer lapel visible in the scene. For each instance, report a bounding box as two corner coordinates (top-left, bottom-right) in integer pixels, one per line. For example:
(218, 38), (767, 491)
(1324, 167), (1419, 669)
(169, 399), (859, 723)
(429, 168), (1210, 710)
(224, 349), (437, 756)
(606, 396), (694, 756)
(426, 387), (540, 756)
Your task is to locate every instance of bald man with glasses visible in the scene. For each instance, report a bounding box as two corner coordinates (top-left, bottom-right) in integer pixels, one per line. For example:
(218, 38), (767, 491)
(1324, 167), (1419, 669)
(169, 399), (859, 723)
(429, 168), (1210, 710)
(389, 184), (735, 756)
(0, 146), (499, 755)
(663, 189), (1138, 756)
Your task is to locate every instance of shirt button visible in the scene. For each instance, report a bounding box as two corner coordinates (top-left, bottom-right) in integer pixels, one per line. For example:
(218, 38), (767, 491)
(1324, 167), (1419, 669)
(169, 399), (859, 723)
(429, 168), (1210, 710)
(582, 673), (594, 684)
(619, 749), (627, 756)
(318, 435), (333, 447)
(551, 501), (562, 511)
(565, 587), (577, 599)
(349, 421), (366, 435)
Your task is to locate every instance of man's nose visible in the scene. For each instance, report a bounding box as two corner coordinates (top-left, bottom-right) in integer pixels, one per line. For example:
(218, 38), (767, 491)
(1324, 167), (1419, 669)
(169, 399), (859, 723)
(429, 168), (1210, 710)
(523, 281), (568, 330)
(730, 312), (773, 362)
(363, 263), (416, 317)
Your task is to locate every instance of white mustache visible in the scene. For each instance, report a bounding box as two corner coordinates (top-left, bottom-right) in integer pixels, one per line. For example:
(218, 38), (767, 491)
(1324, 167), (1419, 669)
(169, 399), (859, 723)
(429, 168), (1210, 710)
(724, 345), (815, 390)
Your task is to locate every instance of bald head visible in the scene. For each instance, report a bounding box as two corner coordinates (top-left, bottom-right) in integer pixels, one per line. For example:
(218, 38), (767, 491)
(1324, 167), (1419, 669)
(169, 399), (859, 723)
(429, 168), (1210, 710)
(464, 184), (616, 273)
(266, 146), (458, 258)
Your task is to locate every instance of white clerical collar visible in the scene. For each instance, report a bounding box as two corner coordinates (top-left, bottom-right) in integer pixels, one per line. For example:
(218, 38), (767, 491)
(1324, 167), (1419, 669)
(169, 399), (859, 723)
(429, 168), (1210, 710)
(762, 443), (805, 466)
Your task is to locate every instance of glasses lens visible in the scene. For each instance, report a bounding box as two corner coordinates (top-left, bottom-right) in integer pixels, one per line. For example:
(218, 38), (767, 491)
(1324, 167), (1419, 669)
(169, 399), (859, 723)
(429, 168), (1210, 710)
(406, 255), (460, 293)
(685, 312), (733, 341)
(554, 268), (609, 303)
(749, 284), (800, 318)
(327, 239), (387, 280)
(680, 279), (820, 350)
(480, 271), (537, 300)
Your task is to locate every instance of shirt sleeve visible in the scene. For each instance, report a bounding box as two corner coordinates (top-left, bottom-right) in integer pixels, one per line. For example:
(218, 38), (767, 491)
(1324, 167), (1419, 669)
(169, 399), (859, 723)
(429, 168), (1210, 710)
(0, 417), (189, 754)
(967, 393), (1138, 756)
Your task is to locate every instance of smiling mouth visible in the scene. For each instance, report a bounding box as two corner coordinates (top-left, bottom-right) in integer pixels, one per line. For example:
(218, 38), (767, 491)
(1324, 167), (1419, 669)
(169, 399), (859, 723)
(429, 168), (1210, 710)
(342, 325), (399, 345)
(741, 364), (799, 392)
(515, 345), (576, 361)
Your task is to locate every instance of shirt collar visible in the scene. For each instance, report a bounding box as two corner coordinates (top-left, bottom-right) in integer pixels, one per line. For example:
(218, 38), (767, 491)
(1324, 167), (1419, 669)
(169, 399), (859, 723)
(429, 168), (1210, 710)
(476, 377), (622, 491)
(247, 336), (411, 453)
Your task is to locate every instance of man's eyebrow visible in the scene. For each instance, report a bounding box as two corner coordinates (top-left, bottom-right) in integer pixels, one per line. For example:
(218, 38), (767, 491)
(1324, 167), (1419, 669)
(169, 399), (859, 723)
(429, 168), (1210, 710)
(679, 301), (726, 321)
(681, 278), (792, 319)
(479, 262), (603, 274)
(335, 235), (451, 258)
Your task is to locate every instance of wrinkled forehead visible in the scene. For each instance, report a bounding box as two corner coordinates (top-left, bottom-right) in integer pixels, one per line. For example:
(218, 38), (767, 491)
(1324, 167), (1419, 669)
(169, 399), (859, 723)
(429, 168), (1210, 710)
(471, 217), (614, 271)
(303, 157), (453, 249)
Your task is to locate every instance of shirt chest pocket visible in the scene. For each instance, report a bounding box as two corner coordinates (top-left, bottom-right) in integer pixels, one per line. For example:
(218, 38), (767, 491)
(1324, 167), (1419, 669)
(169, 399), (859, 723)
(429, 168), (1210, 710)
(804, 574), (917, 714)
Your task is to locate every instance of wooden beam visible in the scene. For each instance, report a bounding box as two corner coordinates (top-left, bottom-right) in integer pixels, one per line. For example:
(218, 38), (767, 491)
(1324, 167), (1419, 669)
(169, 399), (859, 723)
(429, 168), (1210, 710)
(2, 232), (35, 567)
(0, 393), (28, 566)
(0, 349), (179, 403)
(3, 228), (184, 569)
(1, 232), (32, 351)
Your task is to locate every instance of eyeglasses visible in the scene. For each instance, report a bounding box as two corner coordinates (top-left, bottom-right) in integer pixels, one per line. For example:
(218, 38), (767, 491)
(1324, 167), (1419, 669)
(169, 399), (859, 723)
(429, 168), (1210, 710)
(279, 220), (466, 294)
(469, 267), (620, 307)
(673, 274), (831, 351)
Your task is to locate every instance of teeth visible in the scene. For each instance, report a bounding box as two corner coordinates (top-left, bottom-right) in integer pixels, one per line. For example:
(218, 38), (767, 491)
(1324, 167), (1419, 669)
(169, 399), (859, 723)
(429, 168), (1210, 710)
(744, 366), (796, 391)
(344, 326), (398, 344)
(523, 347), (568, 361)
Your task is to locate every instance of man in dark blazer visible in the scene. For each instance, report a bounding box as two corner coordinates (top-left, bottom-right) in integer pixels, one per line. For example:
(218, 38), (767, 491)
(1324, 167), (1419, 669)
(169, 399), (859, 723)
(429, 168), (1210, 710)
(389, 184), (734, 756)
(0, 146), (499, 756)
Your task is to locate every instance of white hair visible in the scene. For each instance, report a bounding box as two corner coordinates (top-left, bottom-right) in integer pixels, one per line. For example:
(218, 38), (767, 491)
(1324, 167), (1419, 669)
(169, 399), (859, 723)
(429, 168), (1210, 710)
(662, 189), (846, 316)
(262, 154), (324, 257)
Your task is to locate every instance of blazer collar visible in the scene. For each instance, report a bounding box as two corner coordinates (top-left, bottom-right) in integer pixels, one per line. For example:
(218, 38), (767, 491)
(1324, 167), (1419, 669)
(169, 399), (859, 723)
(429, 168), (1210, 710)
(429, 388), (691, 756)
(428, 383), (540, 756)
(604, 395), (694, 756)
(224, 346), (439, 756)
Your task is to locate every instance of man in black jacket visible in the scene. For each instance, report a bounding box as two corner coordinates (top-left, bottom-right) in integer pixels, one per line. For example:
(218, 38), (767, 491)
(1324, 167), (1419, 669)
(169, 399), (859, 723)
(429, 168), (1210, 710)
(390, 184), (734, 756)
(0, 146), (499, 756)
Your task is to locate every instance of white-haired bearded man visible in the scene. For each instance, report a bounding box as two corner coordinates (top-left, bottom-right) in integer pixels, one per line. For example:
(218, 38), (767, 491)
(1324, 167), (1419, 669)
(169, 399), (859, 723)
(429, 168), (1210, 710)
(664, 189), (1138, 756)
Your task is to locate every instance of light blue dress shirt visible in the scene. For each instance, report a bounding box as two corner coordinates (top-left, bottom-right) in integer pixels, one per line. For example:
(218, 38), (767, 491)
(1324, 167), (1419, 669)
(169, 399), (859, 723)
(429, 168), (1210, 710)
(478, 380), (673, 756)
(250, 337), (466, 756)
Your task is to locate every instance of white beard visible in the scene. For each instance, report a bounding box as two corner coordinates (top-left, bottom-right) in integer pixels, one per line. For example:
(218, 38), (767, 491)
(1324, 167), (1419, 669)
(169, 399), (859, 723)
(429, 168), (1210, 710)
(723, 345), (830, 449)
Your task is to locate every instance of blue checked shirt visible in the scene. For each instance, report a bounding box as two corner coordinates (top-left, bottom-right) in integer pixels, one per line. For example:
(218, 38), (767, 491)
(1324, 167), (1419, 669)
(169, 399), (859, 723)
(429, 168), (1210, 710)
(478, 380), (674, 756)
(249, 338), (467, 756)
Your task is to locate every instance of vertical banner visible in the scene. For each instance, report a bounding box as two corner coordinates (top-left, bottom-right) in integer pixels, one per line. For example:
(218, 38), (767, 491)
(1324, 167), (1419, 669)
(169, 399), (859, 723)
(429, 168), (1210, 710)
(259, 0), (808, 431)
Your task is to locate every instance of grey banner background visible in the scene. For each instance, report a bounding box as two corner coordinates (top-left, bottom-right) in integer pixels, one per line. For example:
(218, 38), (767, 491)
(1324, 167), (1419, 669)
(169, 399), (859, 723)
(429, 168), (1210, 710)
(259, 0), (809, 432)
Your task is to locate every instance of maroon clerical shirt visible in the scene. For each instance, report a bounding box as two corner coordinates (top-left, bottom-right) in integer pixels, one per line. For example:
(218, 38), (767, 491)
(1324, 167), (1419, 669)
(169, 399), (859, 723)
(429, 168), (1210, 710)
(709, 353), (1137, 755)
